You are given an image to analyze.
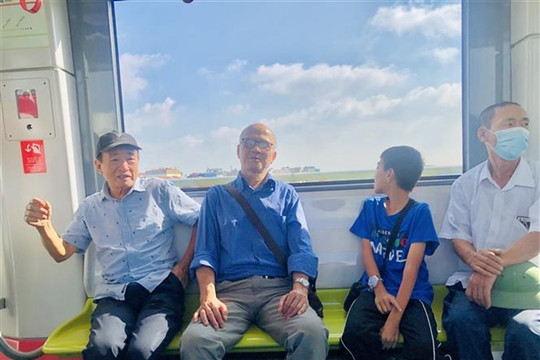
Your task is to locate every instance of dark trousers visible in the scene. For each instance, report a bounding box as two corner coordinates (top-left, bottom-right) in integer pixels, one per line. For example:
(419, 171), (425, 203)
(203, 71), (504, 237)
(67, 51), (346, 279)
(82, 273), (185, 360)
(340, 290), (442, 360)
(442, 284), (540, 360)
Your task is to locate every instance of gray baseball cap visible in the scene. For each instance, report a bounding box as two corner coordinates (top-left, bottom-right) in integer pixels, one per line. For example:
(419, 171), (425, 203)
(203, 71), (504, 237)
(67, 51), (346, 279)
(96, 130), (142, 158)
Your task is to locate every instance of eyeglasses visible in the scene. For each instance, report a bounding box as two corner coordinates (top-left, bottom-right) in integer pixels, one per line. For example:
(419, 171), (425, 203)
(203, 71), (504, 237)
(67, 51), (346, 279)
(240, 138), (273, 150)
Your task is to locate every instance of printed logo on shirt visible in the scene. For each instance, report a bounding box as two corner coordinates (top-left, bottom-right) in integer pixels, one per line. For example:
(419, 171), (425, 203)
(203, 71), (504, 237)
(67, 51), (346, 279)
(516, 216), (530, 230)
(371, 228), (409, 263)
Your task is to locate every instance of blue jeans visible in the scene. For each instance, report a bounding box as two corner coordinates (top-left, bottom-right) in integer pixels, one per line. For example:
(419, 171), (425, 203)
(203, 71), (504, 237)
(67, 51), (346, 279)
(442, 284), (540, 360)
(82, 273), (185, 360)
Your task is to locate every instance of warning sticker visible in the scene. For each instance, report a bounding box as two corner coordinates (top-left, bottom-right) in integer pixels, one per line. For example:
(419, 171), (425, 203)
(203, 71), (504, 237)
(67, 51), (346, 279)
(20, 140), (47, 174)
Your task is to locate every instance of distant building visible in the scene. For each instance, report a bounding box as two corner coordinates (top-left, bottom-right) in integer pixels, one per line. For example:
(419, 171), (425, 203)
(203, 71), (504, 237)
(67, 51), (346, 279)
(272, 165), (321, 174)
(141, 167), (182, 179)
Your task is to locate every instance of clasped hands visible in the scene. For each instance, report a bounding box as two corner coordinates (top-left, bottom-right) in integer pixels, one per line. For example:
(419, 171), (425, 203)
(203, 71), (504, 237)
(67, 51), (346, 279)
(466, 248), (504, 308)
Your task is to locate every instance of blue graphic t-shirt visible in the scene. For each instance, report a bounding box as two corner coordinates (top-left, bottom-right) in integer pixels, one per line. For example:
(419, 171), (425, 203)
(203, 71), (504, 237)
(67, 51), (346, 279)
(350, 196), (439, 304)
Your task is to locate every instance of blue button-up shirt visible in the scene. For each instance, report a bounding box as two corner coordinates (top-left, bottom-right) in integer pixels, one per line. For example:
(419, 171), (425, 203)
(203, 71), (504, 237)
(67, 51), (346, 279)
(191, 173), (318, 282)
(62, 177), (200, 300)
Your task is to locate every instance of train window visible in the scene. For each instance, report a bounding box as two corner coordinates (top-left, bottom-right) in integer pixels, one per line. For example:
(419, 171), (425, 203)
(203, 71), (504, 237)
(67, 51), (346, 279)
(114, 1), (462, 187)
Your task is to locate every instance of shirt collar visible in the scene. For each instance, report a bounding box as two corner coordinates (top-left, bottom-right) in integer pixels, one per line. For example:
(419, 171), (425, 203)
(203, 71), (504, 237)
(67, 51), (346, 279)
(479, 157), (535, 190)
(100, 177), (145, 201)
(234, 172), (276, 193)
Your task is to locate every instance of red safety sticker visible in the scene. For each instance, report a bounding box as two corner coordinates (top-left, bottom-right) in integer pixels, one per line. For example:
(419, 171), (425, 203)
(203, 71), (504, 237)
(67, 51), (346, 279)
(19, 0), (43, 14)
(16, 90), (38, 119)
(20, 140), (47, 174)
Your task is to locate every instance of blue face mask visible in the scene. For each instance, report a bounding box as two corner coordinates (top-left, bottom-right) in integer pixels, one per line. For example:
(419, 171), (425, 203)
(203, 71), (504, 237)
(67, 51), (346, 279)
(488, 127), (529, 161)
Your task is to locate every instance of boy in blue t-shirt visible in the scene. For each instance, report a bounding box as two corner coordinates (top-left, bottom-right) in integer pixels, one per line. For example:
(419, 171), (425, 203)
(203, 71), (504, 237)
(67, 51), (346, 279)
(341, 146), (448, 360)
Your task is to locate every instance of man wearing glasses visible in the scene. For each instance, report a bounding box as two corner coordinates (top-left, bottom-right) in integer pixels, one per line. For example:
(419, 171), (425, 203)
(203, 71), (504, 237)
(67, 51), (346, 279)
(180, 123), (328, 360)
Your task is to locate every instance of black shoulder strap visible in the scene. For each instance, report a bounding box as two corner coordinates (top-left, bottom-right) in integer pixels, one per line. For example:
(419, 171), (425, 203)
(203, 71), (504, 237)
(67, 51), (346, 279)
(384, 198), (416, 261)
(224, 184), (288, 268)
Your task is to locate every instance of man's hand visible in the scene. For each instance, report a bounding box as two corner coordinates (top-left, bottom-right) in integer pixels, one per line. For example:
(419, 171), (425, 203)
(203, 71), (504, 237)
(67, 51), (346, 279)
(25, 198), (51, 228)
(278, 287), (309, 319)
(374, 286), (402, 314)
(466, 271), (497, 308)
(468, 249), (504, 276)
(192, 295), (228, 330)
(380, 320), (400, 349)
(171, 263), (189, 289)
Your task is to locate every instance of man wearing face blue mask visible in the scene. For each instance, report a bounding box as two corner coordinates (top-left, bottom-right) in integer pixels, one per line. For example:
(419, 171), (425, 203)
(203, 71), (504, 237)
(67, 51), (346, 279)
(440, 102), (540, 360)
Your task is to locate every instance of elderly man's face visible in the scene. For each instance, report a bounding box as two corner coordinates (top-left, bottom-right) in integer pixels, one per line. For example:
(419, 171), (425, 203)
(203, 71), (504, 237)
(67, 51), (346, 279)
(95, 146), (140, 196)
(237, 125), (277, 177)
(489, 104), (529, 132)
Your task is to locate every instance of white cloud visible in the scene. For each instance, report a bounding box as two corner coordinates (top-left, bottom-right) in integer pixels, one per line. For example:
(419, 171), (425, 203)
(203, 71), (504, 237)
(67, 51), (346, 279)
(405, 83), (461, 107)
(370, 4), (461, 38)
(210, 126), (240, 139)
(125, 97), (180, 133)
(253, 62), (407, 97)
(179, 135), (205, 148)
(227, 59), (248, 72)
(225, 103), (251, 115)
(258, 82), (462, 171)
(433, 47), (459, 63)
(135, 82), (462, 174)
(119, 53), (169, 100)
(336, 95), (402, 118)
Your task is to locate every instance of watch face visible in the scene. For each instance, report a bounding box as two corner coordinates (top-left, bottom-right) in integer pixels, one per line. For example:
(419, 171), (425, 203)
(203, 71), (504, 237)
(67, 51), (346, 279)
(368, 275), (379, 289)
(294, 278), (310, 287)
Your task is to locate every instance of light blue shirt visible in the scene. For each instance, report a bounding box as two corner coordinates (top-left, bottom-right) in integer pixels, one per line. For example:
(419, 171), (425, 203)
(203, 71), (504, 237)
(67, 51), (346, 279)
(62, 177), (200, 300)
(190, 173), (318, 282)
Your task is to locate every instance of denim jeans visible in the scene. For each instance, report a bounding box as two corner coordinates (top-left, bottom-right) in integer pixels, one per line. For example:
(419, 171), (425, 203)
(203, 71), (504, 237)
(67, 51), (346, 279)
(82, 273), (185, 360)
(442, 284), (540, 360)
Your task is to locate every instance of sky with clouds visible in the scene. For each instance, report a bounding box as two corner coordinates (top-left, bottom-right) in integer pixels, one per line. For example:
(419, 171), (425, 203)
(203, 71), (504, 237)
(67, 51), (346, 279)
(115, 0), (462, 174)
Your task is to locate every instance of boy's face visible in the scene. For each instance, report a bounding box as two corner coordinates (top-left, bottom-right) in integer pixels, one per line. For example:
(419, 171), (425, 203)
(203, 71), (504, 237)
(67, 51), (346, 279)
(373, 158), (388, 194)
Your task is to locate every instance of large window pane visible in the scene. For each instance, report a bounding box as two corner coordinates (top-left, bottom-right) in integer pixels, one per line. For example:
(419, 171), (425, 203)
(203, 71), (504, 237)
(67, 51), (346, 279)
(114, 0), (462, 187)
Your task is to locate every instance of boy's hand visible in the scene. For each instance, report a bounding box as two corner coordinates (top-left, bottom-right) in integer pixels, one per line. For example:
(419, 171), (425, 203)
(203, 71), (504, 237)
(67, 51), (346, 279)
(380, 320), (399, 349)
(374, 287), (402, 314)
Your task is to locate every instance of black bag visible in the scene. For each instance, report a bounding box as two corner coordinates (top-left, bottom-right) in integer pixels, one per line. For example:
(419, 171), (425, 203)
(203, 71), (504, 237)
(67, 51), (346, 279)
(307, 279), (324, 318)
(343, 281), (364, 312)
(224, 184), (324, 318)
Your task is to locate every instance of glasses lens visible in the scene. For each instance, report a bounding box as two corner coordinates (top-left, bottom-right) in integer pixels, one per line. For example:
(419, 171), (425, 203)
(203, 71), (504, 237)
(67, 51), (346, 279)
(242, 138), (271, 150)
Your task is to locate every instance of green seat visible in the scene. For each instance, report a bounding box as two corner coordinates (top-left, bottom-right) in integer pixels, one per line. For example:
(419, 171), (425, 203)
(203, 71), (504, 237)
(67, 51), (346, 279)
(42, 286), (506, 357)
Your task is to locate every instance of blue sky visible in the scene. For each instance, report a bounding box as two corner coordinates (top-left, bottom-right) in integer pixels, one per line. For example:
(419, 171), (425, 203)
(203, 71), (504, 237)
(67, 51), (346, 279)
(115, 0), (462, 174)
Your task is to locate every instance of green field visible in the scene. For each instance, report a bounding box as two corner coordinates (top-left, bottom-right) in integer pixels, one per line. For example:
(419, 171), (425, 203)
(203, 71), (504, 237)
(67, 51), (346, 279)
(173, 166), (461, 189)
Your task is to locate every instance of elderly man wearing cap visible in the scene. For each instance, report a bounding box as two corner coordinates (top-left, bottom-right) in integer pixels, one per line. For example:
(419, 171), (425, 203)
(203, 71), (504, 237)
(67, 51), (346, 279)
(440, 102), (540, 360)
(24, 130), (200, 360)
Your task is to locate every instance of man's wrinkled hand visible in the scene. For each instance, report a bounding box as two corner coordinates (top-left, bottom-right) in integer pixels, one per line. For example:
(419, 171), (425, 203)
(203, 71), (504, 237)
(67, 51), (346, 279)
(469, 249), (503, 276)
(278, 288), (309, 319)
(192, 296), (228, 330)
(25, 198), (51, 228)
(466, 271), (497, 308)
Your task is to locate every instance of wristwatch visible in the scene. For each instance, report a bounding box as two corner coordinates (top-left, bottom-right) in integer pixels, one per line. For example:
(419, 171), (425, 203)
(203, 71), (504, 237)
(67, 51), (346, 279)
(368, 275), (383, 291)
(293, 277), (310, 288)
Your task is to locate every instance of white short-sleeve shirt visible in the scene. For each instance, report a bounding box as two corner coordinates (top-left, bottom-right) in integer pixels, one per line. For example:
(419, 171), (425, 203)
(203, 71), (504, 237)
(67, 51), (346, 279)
(439, 157), (540, 288)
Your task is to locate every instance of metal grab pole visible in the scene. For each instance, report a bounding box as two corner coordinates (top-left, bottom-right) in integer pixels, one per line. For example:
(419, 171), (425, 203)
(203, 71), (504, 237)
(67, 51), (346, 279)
(0, 334), (43, 360)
